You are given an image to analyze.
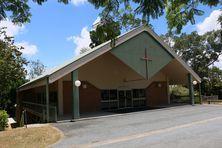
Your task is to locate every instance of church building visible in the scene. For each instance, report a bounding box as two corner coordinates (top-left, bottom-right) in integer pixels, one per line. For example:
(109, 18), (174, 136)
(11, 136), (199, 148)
(16, 26), (201, 123)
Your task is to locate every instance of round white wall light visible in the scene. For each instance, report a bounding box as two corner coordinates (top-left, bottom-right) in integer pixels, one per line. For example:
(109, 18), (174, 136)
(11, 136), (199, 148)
(83, 84), (87, 89)
(193, 80), (197, 85)
(75, 80), (81, 87)
(157, 83), (162, 88)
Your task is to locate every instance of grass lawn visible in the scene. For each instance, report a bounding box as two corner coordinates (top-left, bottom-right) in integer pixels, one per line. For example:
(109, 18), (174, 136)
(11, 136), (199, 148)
(0, 125), (62, 148)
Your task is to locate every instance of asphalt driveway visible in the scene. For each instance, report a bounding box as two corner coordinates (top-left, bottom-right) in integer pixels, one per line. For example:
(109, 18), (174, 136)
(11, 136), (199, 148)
(52, 105), (222, 148)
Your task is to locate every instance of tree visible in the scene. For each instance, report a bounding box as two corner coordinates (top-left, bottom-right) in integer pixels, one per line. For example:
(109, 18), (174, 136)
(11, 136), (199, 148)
(89, 1), (220, 32)
(0, 28), (27, 112)
(0, 0), (68, 24)
(218, 12), (222, 27)
(161, 28), (222, 95)
(173, 30), (222, 79)
(89, 18), (121, 48)
(160, 33), (175, 47)
(203, 66), (222, 96)
(88, 1), (220, 47)
(28, 59), (46, 80)
(0, 1), (221, 47)
(209, 66), (222, 87)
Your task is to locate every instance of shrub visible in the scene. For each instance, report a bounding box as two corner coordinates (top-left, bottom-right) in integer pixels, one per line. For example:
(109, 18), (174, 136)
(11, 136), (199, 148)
(0, 110), (8, 131)
(170, 85), (189, 96)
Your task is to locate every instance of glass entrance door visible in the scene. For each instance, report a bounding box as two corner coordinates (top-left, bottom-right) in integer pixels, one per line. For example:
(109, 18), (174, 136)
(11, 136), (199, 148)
(118, 90), (132, 108)
(118, 90), (125, 108)
(125, 90), (132, 107)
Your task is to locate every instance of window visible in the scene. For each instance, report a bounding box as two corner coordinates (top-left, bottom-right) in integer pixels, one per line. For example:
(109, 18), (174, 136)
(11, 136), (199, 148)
(133, 89), (145, 98)
(101, 89), (118, 110)
(109, 89), (117, 100)
(132, 89), (146, 107)
(101, 90), (109, 100)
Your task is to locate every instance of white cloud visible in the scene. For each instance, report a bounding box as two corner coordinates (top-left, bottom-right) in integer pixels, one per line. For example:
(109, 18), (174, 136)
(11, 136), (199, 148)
(67, 26), (91, 55)
(214, 55), (222, 69)
(16, 41), (38, 56)
(196, 9), (222, 35)
(0, 19), (25, 36)
(93, 17), (101, 25)
(0, 19), (37, 56)
(70, 0), (87, 6)
(92, 17), (101, 30)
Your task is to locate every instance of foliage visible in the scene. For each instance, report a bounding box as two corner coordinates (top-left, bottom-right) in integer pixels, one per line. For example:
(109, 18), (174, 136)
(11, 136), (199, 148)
(219, 14), (222, 27)
(173, 30), (221, 79)
(170, 85), (200, 103)
(209, 67), (222, 88)
(170, 85), (189, 96)
(0, 0), (221, 48)
(165, 1), (206, 34)
(88, 1), (221, 47)
(162, 28), (222, 95)
(89, 0), (220, 34)
(170, 85), (189, 103)
(165, 0), (219, 33)
(0, 28), (27, 111)
(0, 110), (8, 131)
(203, 66), (222, 95)
(160, 33), (175, 47)
(0, 0), (68, 24)
(90, 18), (121, 48)
(28, 59), (46, 80)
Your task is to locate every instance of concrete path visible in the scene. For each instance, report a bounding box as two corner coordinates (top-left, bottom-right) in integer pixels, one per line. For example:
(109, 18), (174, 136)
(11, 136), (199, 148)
(52, 105), (222, 148)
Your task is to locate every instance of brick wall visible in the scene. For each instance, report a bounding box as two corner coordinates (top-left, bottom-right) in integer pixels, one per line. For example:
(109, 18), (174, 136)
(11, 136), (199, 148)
(79, 81), (101, 113)
(146, 81), (168, 106)
(63, 81), (72, 114)
(63, 81), (101, 114)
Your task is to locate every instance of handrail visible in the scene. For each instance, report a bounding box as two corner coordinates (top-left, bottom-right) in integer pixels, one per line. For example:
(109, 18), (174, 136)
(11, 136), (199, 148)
(202, 95), (218, 100)
(23, 101), (56, 108)
(22, 101), (57, 122)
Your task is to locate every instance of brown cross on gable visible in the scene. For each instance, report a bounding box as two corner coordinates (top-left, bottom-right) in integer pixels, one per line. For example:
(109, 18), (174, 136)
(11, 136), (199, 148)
(141, 48), (152, 80)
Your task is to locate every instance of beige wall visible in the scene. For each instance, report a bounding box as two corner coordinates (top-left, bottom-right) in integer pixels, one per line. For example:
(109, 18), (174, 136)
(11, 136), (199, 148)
(161, 59), (195, 85)
(78, 52), (167, 89)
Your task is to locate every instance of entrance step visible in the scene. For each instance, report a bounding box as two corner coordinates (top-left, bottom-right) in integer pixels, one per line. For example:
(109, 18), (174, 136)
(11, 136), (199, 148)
(108, 106), (165, 113)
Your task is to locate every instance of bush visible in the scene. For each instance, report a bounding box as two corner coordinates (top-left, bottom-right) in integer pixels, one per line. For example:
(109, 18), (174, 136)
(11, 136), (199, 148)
(0, 110), (8, 131)
(170, 85), (200, 104)
(170, 85), (189, 96)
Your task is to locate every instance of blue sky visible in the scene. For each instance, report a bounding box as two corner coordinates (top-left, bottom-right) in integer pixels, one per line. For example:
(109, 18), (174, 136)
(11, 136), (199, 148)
(0, 1), (221, 69)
